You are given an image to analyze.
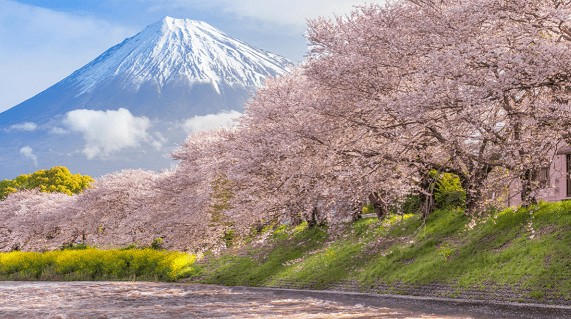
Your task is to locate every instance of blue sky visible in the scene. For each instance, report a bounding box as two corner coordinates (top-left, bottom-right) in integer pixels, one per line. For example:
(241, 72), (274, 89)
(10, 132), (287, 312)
(0, 0), (380, 112)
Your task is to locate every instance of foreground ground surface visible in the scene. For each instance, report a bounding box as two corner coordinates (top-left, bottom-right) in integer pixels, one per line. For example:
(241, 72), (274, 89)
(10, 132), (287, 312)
(0, 282), (569, 319)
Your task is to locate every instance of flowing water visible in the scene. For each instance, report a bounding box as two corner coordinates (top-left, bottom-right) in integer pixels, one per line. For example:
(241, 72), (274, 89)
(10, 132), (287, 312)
(0, 282), (563, 318)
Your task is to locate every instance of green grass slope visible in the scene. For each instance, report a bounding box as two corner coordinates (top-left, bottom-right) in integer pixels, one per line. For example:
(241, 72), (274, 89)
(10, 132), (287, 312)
(195, 202), (571, 303)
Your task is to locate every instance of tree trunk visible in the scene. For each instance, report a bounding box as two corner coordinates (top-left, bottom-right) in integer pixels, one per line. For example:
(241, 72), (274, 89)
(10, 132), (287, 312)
(368, 192), (387, 220)
(519, 169), (537, 207)
(286, 205), (303, 226)
(351, 203), (363, 221)
(462, 174), (486, 215)
(418, 175), (436, 219)
(463, 185), (483, 215)
(306, 207), (319, 227)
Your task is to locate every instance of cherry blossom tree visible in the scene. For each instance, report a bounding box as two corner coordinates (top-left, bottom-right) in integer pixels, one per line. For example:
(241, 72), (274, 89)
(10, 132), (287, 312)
(221, 69), (415, 227)
(0, 190), (75, 251)
(0, 168), (225, 252)
(305, 0), (571, 211)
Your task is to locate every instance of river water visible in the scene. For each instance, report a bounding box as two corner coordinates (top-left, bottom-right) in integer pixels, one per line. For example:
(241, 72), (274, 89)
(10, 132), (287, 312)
(0, 282), (566, 318)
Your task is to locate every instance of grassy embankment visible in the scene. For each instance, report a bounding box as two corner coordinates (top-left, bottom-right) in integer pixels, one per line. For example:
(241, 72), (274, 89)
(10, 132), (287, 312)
(1, 201), (570, 303)
(195, 201), (571, 302)
(0, 248), (196, 281)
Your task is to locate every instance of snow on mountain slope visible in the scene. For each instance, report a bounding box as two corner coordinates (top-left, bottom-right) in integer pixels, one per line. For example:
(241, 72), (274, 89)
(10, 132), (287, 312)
(71, 17), (291, 95)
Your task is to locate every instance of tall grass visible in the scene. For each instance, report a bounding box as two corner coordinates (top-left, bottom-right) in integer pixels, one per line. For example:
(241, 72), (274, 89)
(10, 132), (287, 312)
(0, 248), (196, 281)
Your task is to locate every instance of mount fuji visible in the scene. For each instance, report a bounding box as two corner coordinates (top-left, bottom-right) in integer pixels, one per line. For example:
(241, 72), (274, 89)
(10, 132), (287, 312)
(0, 17), (292, 179)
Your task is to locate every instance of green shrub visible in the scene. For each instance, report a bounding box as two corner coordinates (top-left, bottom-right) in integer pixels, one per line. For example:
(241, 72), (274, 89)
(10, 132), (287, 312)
(0, 166), (93, 200)
(120, 244), (139, 250)
(433, 172), (466, 209)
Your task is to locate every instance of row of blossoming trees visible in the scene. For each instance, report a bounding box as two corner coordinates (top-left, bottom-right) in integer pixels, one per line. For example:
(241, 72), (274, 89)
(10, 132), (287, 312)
(184, 0), (571, 225)
(2, 0), (571, 251)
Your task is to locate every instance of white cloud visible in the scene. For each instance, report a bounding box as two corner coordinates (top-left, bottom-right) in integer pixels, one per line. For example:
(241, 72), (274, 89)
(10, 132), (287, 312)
(183, 110), (242, 133)
(49, 127), (68, 135)
(0, 1), (134, 112)
(64, 108), (154, 159)
(150, 132), (167, 150)
(20, 146), (38, 166)
(6, 122), (37, 132)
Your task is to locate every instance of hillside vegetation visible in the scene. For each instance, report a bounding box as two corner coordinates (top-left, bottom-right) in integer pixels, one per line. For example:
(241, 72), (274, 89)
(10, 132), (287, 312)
(0, 248), (196, 282)
(2, 198), (569, 304)
(195, 201), (571, 303)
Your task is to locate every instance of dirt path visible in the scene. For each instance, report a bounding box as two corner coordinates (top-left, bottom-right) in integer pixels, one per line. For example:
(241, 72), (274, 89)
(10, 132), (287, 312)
(235, 286), (571, 319)
(0, 282), (568, 318)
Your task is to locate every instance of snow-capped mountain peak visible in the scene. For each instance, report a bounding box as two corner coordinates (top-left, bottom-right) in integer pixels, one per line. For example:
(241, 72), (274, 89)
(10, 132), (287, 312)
(70, 16), (291, 94)
(0, 17), (293, 179)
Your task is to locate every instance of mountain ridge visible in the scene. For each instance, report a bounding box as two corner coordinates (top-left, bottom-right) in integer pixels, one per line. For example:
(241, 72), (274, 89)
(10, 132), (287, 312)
(0, 17), (292, 179)
(69, 17), (291, 95)
(0, 16), (292, 126)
